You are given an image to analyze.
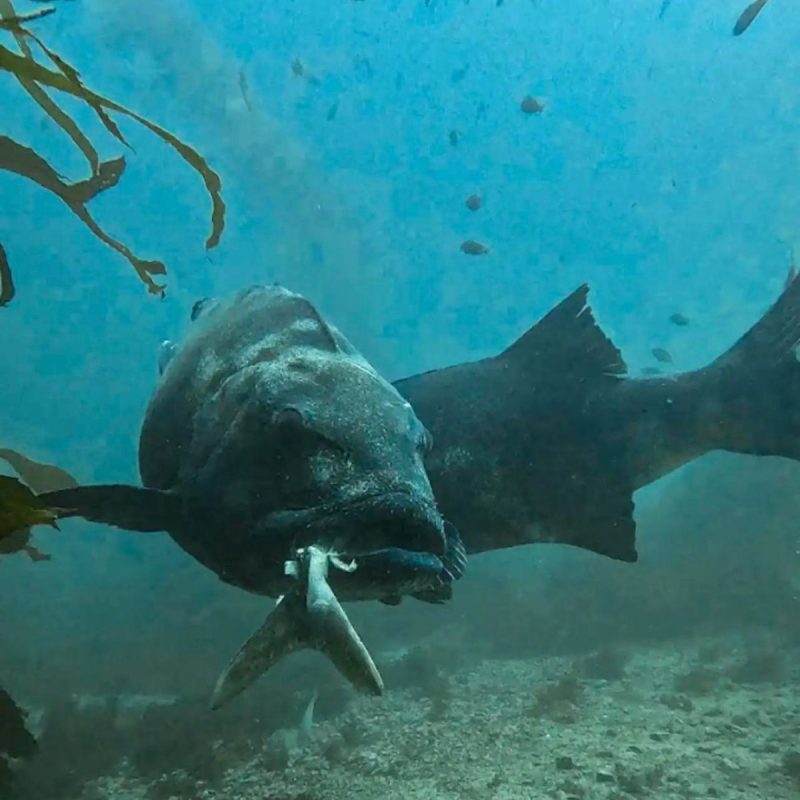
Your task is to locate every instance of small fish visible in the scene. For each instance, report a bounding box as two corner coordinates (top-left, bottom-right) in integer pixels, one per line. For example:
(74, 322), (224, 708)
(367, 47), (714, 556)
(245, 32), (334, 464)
(451, 64), (469, 84)
(461, 240), (489, 255)
(657, 0), (672, 20)
(326, 101), (339, 121)
(465, 194), (482, 211)
(520, 96), (545, 114)
(651, 347), (673, 364)
(289, 59), (319, 85)
(354, 56), (373, 80)
(449, 130), (459, 147)
(641, 367), (663, 376)
(238, 69), (252, 112)
(669, 313), (690, 326)
(733, 0), (769, 36)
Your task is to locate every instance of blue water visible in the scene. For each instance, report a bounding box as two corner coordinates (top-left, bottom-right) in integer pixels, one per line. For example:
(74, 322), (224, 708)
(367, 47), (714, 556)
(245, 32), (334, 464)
(1, 1), (799, 797)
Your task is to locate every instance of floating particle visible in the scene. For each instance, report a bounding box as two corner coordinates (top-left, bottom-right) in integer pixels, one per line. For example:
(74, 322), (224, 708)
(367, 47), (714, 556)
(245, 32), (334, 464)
(238, 69), (253, 111)
(520, 96), (545, 114)
(326, 101), (339, 121)
(651, 347), (673, 364)
(669, 313), (690, 326)
(449, 130), (459, 147)
(461, 240), (489, 255)
(451, 64), (470, 84)
(291, 58), (304, 77)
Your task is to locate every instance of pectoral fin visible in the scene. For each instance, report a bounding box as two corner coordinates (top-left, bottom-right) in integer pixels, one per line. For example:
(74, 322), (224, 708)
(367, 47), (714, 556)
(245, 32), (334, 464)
(39, 485), (182, 533)
(0, 468), (182, 538)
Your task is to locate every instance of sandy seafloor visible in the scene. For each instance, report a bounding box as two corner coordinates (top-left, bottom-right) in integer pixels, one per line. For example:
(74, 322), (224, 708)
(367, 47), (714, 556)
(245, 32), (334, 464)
(82, 635), (799, 800)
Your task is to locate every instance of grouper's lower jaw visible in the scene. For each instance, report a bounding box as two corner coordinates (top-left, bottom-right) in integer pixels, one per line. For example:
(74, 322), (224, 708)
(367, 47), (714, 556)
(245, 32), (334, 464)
(258, 490), (447, 558)
(210, 546), (383, 710)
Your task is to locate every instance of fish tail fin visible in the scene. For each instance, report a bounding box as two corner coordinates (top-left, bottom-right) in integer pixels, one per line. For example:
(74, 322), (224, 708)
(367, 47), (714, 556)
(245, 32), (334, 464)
(708, 272), (800, 460)
(210, 549), (383, 709)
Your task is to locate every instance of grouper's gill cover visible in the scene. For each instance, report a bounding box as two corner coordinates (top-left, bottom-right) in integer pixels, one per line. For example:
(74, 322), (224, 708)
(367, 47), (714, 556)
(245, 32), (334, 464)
(138, 286), (438, 557)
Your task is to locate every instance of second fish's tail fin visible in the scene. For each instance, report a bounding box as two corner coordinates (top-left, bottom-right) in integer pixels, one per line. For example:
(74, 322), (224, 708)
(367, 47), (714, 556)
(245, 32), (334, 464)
(709, 271), (800, 460)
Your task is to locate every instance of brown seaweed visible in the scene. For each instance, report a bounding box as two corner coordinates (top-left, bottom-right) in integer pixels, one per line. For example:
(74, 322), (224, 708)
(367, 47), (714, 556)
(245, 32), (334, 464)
(0, 475), (61, 540)
(0, 0), (225, 301)
(0, 449), (77, 556)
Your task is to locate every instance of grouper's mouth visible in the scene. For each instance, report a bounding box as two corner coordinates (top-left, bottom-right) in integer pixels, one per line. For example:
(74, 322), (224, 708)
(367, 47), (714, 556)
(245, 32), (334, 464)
(211, 500), (463, 711)
(256, 490), (446, 557)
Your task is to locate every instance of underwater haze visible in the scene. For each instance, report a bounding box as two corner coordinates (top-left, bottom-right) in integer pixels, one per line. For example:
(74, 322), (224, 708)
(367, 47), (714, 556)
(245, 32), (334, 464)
(1, 0), (799, 798)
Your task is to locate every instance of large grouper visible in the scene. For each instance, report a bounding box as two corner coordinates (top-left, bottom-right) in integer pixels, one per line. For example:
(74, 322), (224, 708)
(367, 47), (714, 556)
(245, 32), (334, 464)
(6, 275), (800, 701)
(0, 285), (467, 707)
(395, 274), (800, 563)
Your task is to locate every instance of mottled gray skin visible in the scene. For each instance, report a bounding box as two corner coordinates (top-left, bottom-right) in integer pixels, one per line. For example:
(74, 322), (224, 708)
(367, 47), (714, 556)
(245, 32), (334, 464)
(396, 278), (800, 563)
(44, 286), (450, 605)
(139, 286), (446, 598)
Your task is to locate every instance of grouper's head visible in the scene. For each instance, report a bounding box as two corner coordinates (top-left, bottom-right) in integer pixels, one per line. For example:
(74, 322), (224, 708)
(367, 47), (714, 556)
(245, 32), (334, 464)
(224, 349), (444, 558)
(145, 286), (460, 709)
(147, 286), (445, 562)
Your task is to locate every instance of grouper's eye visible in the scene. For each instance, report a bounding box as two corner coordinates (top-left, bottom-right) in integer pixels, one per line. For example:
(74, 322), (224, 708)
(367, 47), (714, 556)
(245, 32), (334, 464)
(273, 406), (306, 431)
(273, 406), (348, 457)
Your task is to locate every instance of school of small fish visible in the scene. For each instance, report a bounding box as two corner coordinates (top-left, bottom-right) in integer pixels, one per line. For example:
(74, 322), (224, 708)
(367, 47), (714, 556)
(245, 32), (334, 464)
(271, 1), (772, 265)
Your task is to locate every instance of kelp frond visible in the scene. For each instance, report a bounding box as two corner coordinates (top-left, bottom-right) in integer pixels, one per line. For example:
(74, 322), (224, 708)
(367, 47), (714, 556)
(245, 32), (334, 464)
(0, 0), (225, 305)
(0, 448), (78, 557)
(0, 6), (55, 28)
(0, 474), (63, 540)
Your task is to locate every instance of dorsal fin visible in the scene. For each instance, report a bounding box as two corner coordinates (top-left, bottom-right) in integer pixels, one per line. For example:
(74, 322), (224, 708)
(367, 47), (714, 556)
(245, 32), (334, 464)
(499, 284), (627, 378)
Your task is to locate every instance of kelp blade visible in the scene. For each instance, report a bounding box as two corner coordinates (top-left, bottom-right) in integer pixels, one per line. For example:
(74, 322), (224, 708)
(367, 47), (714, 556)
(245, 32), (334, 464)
(0, 42), (225, 250)
(0, 448), (78, 491)
(0, 475), (60, 540)
(0, 135), (166, 294)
